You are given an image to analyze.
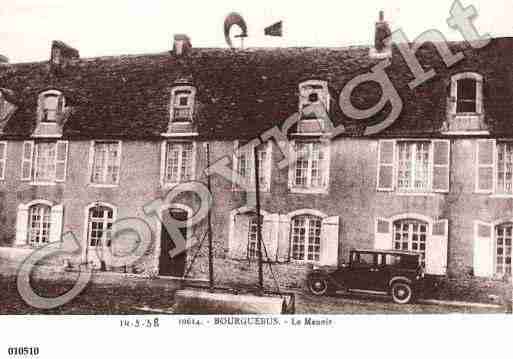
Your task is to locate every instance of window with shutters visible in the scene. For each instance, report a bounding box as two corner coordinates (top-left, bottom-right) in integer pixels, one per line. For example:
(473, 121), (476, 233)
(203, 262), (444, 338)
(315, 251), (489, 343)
(38, 90), (65, 123)
(290, 141), (330, 193)
(291, 215), (322, 262)
(377, 140), (450, 193)
(233, 141), (272, 192)
(476, 140), (513, 195)
(28, 204), (52, 247)
(162, 141), (195, 185)
(21, 141), (68, 184)
(393, 219), (428, 266)
(170, 86), (195, 123)
(87, 204), (115, 247)
(0, 141), (6, 180)
(90, 141), (122, 185)
(495, 223), (512, 277)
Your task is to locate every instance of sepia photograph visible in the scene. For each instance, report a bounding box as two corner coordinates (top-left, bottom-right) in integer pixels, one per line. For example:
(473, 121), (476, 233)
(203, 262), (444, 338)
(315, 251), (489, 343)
(0, 0), (512, 357)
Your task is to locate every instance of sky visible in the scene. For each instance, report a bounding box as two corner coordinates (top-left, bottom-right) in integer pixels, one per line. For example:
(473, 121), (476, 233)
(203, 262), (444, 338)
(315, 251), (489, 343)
(0, 0), (512, 63)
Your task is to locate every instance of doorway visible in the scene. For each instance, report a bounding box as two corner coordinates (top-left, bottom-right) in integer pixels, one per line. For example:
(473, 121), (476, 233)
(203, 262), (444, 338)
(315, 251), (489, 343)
(159, 207), (188, 277)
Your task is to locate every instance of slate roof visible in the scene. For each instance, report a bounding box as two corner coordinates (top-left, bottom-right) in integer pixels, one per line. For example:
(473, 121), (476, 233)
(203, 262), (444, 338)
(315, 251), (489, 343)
(1, 37), (513, 140)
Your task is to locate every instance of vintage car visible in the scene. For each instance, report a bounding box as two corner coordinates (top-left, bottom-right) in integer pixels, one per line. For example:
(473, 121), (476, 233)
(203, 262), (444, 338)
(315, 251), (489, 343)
(306, 249), (426, 304)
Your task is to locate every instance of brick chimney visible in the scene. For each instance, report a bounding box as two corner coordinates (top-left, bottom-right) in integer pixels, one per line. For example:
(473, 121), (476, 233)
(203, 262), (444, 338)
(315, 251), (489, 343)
(173, 34), (192, 56)
(50, 40), (79, 67)
(370, 11), (392, 59)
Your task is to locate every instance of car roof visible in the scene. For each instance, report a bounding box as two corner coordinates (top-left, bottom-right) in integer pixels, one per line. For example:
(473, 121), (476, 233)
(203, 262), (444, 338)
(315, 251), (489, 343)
(351, 249), (421, 256)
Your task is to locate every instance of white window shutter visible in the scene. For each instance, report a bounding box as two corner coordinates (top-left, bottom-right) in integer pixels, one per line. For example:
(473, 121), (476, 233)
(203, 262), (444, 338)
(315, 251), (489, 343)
(321, 140), (331, 189)
(377, 140), (395, 191)
(476, 79), (483, 114)
(228, 214), (250, 260)
(450, 78), (457, 114)
(320, 216), (339, 266)
(49, 204), (64, 243)
(473, 221), (495, 277)
(475, 140), (495, 193)
(375, 217), (393, 250)
(288, 142), (296, 189)
(276, 214), (291, 262)
(21, 141), (34, 181)
(432, 140), (451, 193)
(262, 214), (279, 262)
(160, 141), (167, 184)
(426, 219), (449, 275)
(55, 141), (68, 182)
(15, 203), (29, 246)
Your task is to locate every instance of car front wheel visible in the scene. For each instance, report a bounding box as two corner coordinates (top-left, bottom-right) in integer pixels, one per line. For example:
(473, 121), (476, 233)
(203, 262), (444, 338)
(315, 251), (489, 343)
(308, 277), (329, 296)
(391, 282), (413, 304)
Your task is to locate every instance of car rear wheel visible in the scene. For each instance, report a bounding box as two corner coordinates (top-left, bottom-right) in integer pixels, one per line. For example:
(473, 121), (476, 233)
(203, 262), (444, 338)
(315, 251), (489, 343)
(308, 277), (329, 296)
(391, 282), (413, 304)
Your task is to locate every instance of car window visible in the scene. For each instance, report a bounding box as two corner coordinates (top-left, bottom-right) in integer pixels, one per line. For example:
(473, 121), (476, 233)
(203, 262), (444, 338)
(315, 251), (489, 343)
(385, 254), (419, 269)
(353, 253), (375, 267)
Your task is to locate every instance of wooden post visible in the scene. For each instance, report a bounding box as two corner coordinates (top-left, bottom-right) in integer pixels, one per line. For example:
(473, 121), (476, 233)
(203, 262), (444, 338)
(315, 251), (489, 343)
(254, 146), (264, 293)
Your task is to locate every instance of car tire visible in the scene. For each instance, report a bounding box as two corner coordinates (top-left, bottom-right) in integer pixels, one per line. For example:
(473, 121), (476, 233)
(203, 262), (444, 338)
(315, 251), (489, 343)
(308, 277), (329, 296)
(391, 282), (414, 304)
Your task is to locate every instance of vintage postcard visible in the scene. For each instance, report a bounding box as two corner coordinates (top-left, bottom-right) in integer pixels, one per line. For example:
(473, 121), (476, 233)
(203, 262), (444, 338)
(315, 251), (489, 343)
(0, 0), (511, 357)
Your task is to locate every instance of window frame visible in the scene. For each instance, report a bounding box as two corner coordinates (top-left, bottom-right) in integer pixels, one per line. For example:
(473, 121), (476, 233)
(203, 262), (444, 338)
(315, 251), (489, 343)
(27, 203), (52, 247)
(0, 141), (7, 180)
(88, 140), (122, 187)
(170, 86), (196, 123)
(160, 140), (197, 187)
(392, 218), (429, 266)
(396, 141), (432, 193)
(85, 203), (117, 248)
(494, 222), (513, 278)
(288, 139), (330, 194)
(290, 214), (323, 263)
(232, 140), (272, 192)
(38, 89), (65, 123)
(450, 72), (483, 116)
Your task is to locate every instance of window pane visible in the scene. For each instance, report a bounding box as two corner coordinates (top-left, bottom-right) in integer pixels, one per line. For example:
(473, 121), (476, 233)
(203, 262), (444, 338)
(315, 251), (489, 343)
(165, 142), (194, 183)
(456, 79), (477, 113)
(43, 95), (59, 122)
(397, 142), (431, 192)
(34, 142), (56, 182)
(392, 219), (428, 266)
(88, 206), (114, 247)
(496, 223), (513, 276)
(28, 204), (52, 246)
(496, 143), (513, 194)
(291, 215), (322, 262)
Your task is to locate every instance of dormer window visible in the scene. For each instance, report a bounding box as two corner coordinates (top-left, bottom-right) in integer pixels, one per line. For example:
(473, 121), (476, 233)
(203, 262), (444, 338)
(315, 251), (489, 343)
(299, 80), (329, 117)
(171, 86), (195, 123)
(38, 90), (65, 123)
(443, 73), (487, 134)
(450, 73), (483, 115)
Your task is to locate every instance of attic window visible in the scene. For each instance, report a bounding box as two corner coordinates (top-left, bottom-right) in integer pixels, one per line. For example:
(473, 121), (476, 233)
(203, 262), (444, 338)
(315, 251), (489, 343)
(39, 90), (65, 123)
(450, 73), (483, 115)
(299, 80), (329, 121)
(171, 86), (196, 123)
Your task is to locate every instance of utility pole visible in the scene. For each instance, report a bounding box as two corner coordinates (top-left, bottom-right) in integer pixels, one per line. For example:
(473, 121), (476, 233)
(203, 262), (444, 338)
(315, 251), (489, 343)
(254, 146), (264, 293)
(206, 143), (214, 291)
